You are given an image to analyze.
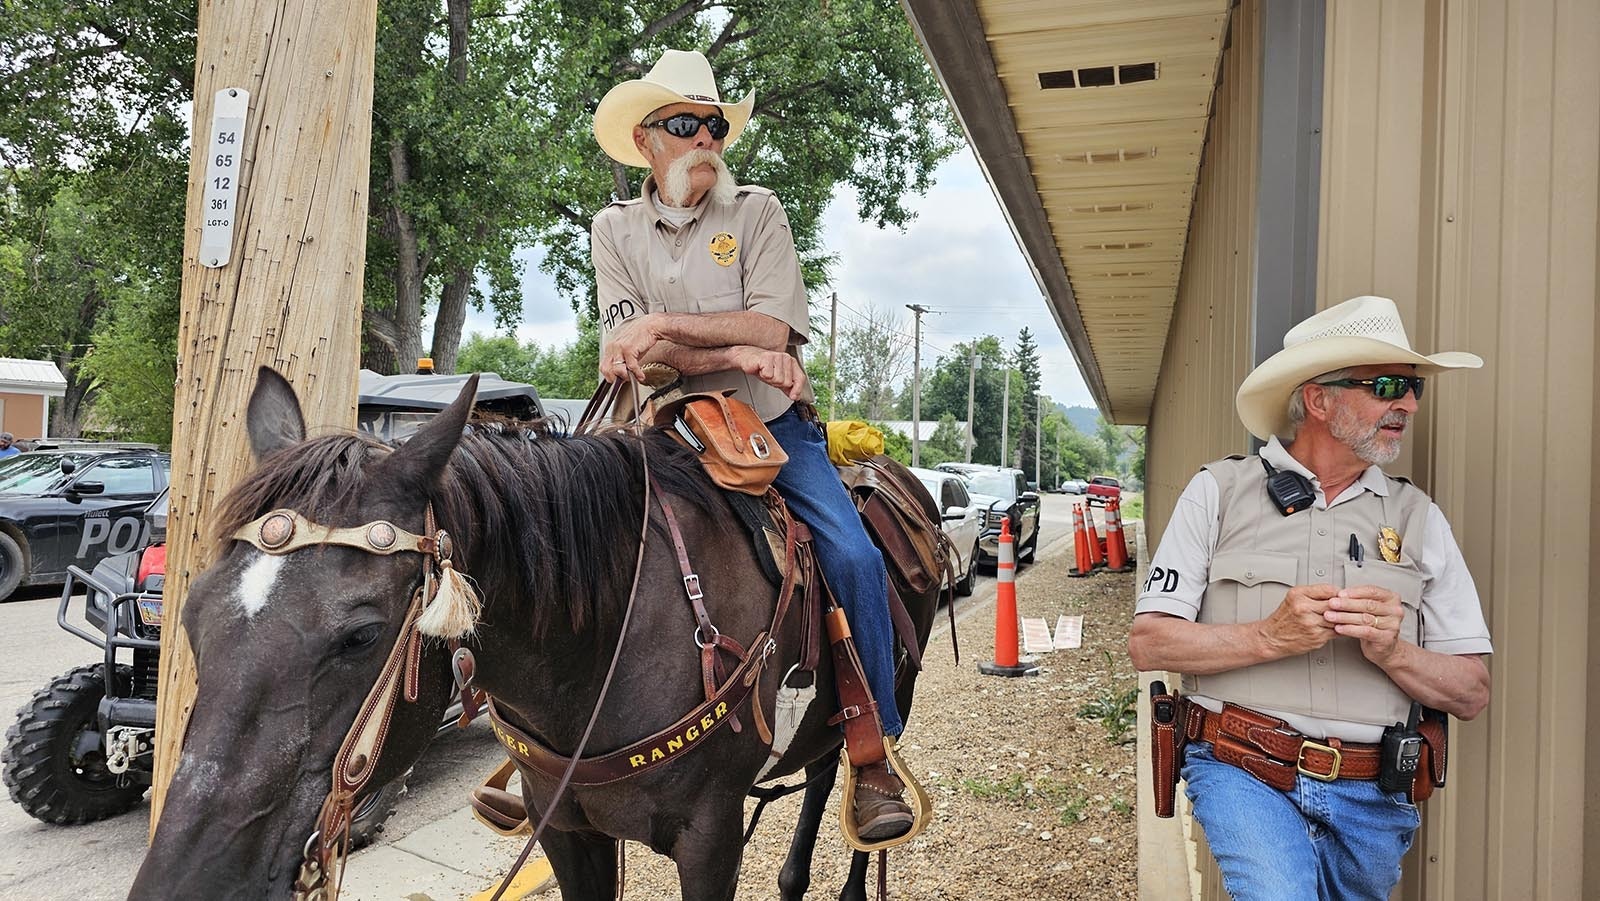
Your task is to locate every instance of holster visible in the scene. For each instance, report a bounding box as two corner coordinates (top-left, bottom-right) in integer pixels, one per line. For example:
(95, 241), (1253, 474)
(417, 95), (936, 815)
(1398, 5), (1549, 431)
(1149, 681), (1184, 818)
(1411, 708), (1448, 803)
(823, 606), (888, 768)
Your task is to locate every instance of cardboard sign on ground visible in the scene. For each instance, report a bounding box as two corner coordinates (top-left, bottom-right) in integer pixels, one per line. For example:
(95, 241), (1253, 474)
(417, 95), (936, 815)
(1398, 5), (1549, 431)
(1053, 615), (1083, 650)
(1021, 617), (1055, 655)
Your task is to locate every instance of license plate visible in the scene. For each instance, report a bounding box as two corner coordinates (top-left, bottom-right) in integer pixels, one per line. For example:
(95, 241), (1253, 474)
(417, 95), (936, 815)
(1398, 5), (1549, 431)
(136, 598), (164, 627)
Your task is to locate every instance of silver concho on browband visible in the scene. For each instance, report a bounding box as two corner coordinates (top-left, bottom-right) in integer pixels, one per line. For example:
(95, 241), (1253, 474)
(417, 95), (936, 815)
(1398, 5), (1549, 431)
(233, 509), (437, 558)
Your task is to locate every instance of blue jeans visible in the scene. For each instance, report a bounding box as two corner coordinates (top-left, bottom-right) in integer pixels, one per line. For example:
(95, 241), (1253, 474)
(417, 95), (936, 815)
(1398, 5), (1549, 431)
(766, 407), (902, 737)
(1182, 742), (1420, 900)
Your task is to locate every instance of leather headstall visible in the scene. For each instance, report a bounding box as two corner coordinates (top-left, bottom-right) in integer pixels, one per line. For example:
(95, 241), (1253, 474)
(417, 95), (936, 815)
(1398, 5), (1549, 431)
(230, 506), (454, 901)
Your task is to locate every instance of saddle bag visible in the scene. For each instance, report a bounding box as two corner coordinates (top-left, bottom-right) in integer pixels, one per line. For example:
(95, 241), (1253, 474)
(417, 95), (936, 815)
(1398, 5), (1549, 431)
(839, 456), (944, 596)
(656, 391), (788, 496)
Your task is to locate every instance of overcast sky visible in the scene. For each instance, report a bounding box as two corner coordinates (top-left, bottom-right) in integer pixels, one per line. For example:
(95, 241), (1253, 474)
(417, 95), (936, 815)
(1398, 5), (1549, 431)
(455, 146), (1098, 409)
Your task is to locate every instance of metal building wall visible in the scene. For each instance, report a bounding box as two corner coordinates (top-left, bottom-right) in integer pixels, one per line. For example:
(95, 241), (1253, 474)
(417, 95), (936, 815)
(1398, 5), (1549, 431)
(1316, 0), (1600, 898)
(1145, 2), (1260, 546)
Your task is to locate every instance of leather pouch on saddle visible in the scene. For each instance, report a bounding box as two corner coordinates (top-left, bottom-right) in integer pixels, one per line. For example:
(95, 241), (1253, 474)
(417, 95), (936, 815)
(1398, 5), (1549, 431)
(838, 456), (944, 596)
(1148, 681), (1185, 818)
(655, 390), (788, 496)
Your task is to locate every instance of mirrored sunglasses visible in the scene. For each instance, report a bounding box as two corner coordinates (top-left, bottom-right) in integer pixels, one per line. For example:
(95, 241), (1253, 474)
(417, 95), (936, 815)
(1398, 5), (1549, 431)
(1315, 375), (1426, 401)
(645, 112), (731, 140)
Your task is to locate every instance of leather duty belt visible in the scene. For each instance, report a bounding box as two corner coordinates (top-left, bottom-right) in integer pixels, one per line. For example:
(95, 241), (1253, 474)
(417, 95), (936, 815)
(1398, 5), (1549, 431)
(484, 631), (773, 786)
(1182, 700), (1382, 792)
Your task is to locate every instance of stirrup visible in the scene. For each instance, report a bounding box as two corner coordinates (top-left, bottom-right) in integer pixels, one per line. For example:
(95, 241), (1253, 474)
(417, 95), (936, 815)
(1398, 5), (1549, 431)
(470, 758), (531, 837)
(838, 737), (932, 852)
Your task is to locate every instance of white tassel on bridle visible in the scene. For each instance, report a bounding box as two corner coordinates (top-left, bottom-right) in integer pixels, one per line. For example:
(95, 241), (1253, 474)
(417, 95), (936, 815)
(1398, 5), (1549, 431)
(416, 549), (482, 639)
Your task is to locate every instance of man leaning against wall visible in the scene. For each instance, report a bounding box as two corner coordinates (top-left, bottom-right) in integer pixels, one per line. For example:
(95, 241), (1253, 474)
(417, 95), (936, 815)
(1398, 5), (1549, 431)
(1128, 296), (1493, 900)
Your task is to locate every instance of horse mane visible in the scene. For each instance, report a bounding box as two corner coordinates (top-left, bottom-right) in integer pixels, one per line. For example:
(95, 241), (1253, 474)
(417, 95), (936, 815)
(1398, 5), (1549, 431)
(211, 419), (722, 639)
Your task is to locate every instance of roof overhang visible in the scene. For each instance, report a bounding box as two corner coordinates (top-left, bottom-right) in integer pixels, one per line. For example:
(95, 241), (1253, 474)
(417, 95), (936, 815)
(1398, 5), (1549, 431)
(900, 0), (1232, 424)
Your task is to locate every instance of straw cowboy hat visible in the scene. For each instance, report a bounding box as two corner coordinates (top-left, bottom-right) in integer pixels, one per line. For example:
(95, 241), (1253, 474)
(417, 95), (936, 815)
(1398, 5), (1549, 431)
(594, 49), (755, 169)
(1236, 295), (1483, 440)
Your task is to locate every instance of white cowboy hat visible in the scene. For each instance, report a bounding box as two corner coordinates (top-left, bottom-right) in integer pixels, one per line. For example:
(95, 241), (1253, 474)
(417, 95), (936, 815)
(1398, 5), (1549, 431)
(593, 49), (755, 169)
(1236, 295), (1483, 439)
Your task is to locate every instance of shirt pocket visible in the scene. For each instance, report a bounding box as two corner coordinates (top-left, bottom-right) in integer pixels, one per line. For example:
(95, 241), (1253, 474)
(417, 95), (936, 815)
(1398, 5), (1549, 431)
(695, 286), (745, 314)
(1344, 559), (1424, 644)
(1206, 551), (1299, 625)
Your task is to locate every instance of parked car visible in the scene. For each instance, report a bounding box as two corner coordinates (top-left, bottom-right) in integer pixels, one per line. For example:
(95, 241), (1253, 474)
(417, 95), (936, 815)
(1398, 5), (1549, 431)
(1086, 475), (1122, 507)
(1060, 478), (1088, 495)
(910, 467), (984, 597)
(0, 446), (172, 603)
(936, 463), (1041, 566)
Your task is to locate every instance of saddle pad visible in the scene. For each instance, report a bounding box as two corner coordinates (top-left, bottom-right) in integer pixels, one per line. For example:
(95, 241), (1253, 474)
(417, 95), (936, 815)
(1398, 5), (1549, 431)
(724, 490), (787, 587)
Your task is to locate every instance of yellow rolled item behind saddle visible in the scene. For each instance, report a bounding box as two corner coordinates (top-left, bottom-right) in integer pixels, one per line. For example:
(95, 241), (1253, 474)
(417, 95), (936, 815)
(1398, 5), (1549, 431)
(826, 420), (884, 466)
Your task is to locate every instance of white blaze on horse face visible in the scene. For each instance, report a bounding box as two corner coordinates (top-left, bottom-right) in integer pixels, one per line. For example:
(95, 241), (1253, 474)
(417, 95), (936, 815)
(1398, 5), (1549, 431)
(235, 552), (286, 618)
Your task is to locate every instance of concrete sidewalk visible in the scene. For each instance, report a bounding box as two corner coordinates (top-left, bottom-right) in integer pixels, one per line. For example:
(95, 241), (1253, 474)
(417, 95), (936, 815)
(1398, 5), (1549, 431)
(341, 805), (555, 901)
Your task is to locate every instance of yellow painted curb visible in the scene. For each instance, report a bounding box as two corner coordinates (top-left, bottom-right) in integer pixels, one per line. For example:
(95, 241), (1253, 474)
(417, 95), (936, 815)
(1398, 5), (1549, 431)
(469, 858), (556, 900)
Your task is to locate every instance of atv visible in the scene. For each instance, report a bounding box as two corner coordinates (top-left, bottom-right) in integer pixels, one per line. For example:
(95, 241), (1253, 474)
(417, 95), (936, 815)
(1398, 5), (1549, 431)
(1, 488), (463, 845)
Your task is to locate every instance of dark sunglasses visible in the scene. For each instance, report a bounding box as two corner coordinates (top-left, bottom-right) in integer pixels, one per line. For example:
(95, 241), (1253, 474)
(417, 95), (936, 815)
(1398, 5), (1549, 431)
(1315, 374), (1426, 401)
(644, 112), (731, 140)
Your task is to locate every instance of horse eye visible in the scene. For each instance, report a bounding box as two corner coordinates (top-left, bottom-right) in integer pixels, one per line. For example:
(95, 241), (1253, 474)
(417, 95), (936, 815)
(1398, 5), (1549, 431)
(341, 623), (385, 653)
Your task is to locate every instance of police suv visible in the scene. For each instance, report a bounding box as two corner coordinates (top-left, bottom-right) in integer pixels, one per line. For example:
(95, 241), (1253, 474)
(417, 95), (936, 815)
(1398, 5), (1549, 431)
(0, 444), (170, 602)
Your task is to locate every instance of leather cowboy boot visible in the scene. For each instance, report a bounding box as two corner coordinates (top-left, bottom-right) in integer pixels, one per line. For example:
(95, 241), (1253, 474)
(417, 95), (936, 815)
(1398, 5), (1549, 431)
(853, 759), (914, 840)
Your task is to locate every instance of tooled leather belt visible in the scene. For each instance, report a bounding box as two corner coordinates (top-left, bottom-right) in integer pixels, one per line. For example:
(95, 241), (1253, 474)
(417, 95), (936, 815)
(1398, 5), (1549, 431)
(1181, 699), (1382, 792)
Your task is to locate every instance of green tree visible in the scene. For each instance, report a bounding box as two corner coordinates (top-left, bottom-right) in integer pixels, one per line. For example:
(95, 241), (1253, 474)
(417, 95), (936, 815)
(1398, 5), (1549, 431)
(1014, 327), (1040, 471)
(456, 315), (603, 401)
(1096, 416), (1130, 475)
(919, 413), (964, 467)
(833, 304), (910, 421)
(4, 0), (960, 418)
(918, 336), (1008, 464)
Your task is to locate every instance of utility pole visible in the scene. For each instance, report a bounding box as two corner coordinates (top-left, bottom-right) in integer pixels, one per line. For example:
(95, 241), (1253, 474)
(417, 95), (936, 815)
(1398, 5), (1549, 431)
(1035, 394), (1043, 489)
(150, 0), (377, 832)
(827, 291), (838, 421)
(964, 346), (977, 462)
(1000, 367), (1011, 468)
(906, 304), (931, 467)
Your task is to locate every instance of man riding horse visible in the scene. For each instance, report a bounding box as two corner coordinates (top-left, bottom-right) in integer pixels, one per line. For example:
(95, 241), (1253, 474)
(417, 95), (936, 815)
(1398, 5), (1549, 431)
(589, 49), (916, 841)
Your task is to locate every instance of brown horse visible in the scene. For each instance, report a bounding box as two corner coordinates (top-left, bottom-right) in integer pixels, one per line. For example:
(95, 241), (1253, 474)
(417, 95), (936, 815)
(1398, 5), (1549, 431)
(128, 369), (940, 900)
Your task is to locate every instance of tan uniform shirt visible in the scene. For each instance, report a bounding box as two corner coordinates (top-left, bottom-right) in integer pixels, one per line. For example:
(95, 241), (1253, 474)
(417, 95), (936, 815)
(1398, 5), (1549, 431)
(592, 176), (813, 421)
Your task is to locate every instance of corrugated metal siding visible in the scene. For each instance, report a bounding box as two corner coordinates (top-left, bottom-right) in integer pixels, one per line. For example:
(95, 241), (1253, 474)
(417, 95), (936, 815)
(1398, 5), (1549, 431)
(1316, 0), (1599, 898)
(1145, 2), (1259, 547)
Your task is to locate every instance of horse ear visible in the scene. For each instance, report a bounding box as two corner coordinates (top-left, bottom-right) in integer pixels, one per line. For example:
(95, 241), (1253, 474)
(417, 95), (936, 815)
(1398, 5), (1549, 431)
(246, 367), (307, 459)
(378, 373), (479, 490)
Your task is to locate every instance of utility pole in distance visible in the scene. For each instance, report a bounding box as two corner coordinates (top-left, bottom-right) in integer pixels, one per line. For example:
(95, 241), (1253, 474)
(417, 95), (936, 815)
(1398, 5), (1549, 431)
(1000, 366), (1011, 468)
(1035, 394), (1043, 489)
(964, 346), (977, 462)
(827, 291), (838, 421)
(906, 303), (932, 467)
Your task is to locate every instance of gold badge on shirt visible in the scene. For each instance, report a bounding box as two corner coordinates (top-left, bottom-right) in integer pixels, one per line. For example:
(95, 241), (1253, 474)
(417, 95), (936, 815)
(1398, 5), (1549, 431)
(709, 232), (738, 267)
(1377, 526), (1403, 563)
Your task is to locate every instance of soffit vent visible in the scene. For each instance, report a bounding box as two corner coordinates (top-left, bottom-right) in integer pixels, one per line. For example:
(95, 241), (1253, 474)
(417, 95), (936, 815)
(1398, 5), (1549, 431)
(1038, 62), (1160, 91)
(1095, 270), (1151, 278)
(1062, 148), (1157, 164)
(1084, 241), (1153, 251)
(1067, 202), (1156, 214)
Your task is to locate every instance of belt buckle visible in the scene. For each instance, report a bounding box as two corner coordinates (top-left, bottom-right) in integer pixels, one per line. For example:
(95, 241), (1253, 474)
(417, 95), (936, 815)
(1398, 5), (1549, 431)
(1296, 740), (1342, 782)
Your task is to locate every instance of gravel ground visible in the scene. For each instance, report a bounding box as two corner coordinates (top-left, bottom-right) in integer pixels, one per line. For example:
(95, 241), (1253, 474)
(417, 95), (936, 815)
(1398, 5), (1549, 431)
(615, 543), (1142, 900)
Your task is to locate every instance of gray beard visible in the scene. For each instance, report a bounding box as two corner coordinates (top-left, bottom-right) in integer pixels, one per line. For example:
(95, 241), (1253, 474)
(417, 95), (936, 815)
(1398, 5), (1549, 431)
(660, 148), (737, 207)
(1330, 402), (1409, 466)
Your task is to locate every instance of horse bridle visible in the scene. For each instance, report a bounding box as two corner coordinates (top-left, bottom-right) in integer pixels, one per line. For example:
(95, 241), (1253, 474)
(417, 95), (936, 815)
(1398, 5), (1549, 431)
(227, 505), (457, 901)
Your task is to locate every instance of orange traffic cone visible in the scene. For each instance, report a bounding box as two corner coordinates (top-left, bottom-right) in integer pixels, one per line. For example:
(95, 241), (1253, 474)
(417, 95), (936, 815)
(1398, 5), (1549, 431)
(980, 518), (1039, 677)
(1069, 506), (1093, 577)
(1085, 505), (1106, 569)
(1105, 499), (1134, 573)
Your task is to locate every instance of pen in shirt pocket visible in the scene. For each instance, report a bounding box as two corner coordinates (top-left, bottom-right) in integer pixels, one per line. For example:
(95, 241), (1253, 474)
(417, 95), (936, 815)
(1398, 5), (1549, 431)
(1348, 533), (1364, 567)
